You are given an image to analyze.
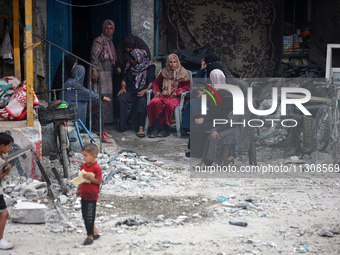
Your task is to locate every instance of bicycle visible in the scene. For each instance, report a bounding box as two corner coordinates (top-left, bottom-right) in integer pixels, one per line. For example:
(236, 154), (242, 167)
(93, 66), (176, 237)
(314, 79), (340, 164)
(37, 88), (79, 178)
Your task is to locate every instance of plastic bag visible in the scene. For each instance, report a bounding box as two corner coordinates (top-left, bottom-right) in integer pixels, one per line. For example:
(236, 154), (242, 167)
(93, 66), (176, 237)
(0, 29), (13, 60)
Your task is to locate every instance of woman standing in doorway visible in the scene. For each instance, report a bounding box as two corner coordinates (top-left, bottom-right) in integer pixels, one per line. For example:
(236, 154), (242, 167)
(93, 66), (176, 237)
(90, 19), (117, 127)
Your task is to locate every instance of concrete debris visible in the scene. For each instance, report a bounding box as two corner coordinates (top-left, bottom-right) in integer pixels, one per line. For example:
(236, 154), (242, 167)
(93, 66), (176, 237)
(319, 227), (334, 237)
(115, 216), (148, 227)
(20, 180), (48, 200)
(10, 201), (46, 224)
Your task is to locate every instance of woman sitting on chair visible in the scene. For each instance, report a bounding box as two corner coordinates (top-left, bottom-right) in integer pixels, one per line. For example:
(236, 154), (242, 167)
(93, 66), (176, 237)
(147, 54), (191, 138)
(197, 81), (252, 167)
(116, 49), (155, 136)
(54, 55), (112, 143)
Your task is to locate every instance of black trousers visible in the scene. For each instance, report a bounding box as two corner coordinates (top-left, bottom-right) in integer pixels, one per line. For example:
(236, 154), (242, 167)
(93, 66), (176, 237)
(81, 200), (97, 236)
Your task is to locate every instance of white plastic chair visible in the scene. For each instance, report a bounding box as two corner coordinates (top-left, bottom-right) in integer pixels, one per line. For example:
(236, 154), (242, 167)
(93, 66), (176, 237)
(145, 70), (193, 137)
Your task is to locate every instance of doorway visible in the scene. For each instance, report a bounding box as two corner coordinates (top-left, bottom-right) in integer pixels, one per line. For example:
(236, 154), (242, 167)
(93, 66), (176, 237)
(72, 0), (129, 63)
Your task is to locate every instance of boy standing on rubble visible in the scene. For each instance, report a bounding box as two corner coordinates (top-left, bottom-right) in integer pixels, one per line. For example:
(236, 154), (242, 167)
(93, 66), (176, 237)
(0, 133), (14, 250)
(76, 144), (102, 245)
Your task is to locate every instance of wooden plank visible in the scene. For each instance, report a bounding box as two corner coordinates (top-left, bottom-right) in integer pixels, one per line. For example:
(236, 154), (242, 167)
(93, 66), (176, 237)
(25, 0), (34, 126)
(13, 0), (21, 80)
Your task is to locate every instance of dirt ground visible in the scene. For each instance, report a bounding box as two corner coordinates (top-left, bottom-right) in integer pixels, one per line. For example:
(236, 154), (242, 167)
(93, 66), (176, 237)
(2, 125), (340, 255)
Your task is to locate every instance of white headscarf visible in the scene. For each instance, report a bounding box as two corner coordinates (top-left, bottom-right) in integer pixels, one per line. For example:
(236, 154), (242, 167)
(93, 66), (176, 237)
(210, 69), (226, 89)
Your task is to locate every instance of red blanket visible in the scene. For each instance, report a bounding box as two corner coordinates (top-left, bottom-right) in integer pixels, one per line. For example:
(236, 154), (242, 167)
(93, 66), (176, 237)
(0, 80), (39, 120)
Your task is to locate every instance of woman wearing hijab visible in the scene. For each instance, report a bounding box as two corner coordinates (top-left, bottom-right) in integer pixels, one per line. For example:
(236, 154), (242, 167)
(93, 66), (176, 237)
(196, 81), (251, 167)
(181, 69), (232, 157)
(115, 34), (151, 76)
(195, 52), (225, 79)
(113, 34), (151, 121)
(116, 49), (155, 136)
(90, 19), (117, 124)
(52, 55), (77, 99)
(147, 54), (191, 138)
(58, 56), (112, 143)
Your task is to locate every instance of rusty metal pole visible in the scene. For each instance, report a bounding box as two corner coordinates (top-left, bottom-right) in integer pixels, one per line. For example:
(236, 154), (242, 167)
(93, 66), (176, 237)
(25, 0), (34, 126)
(13, 0), (21, 80)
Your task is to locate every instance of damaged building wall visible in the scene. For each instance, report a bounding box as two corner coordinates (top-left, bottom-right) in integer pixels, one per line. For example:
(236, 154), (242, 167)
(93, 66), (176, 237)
(130, 0), (154, 61)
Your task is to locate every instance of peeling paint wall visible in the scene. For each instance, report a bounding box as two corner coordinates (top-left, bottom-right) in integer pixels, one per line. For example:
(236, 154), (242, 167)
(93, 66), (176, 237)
(130, 0), (154, 61)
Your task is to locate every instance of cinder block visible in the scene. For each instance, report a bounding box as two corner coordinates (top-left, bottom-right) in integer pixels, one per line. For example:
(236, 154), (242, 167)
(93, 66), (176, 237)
(10, 202), (46, 224)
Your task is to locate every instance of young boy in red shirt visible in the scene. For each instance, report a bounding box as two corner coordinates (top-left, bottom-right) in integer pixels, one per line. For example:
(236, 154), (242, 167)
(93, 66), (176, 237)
(76, 143), (102, 245)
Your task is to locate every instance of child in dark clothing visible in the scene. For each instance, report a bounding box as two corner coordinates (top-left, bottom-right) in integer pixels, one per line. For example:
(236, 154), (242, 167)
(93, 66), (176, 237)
(76, 144), (102, 245)
(0, 133), (14, 250)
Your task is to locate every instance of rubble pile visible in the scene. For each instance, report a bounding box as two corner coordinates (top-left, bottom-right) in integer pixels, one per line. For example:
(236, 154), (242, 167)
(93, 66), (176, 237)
(2, 143), (339, 254)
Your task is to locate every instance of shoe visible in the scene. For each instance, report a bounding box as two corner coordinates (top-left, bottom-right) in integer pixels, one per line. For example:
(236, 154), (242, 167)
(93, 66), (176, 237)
(148, 129), (158, 138)
(93, 234), (100, 240)
(157, 129), (169, 137)
(102, 131), (112, 138)
(136, 131), (145, 138)
(102, 135), (113, 143)
(0, 239), (13, 250)
(83, 237), (93, 245)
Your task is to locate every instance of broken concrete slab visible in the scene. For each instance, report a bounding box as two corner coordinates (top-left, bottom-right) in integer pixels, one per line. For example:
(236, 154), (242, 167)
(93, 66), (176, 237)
(20, 180), (47, 200)
(10, 202), (46, 224)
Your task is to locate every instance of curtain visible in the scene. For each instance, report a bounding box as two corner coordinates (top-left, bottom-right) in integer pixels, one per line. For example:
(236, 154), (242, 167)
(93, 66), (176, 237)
(165, 0), (283, 77)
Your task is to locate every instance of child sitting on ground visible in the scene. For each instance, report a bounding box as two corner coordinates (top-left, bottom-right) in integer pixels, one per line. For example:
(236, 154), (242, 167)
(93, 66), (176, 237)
(0, 133), (14, 250)
(75, 143), (102, 245)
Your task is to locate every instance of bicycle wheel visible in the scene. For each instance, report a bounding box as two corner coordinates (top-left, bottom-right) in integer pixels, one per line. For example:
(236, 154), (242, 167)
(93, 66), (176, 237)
(58, 124), (69, 178)
(314, 106), (332, 151)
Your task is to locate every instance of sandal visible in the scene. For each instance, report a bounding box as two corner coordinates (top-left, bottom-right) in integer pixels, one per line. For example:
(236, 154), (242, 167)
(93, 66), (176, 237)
(83, 237), (93, 245)
(136, 131), (145, 138)
(194, 162), (207, 170)
(93, 234), (100, 240)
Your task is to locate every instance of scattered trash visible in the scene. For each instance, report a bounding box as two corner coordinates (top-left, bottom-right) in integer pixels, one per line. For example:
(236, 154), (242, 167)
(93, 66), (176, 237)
(298, 190), (305, 193)
(108, 155), (118, 163)
(229, 220), (248, 227)
(225, 184), (238, 187)
(115, 216), (148, 227)
(146, 180), (151, 183)
(70, 158), (82, 163)
(302, 154), (316, 171)
(160, 141), (164, 145)
(217, 197), (229, 201)
(101, 169), (121, 186)
(118, 150), (138, 156)
(153, 163), (161, 167)
(298, 248), (309, 253)
(260, 214), (267, 217)
(122, 174), (137, 181)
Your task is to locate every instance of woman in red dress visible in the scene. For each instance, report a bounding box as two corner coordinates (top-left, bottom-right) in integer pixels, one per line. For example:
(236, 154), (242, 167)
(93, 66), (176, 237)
(147, 54), (190, 138)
